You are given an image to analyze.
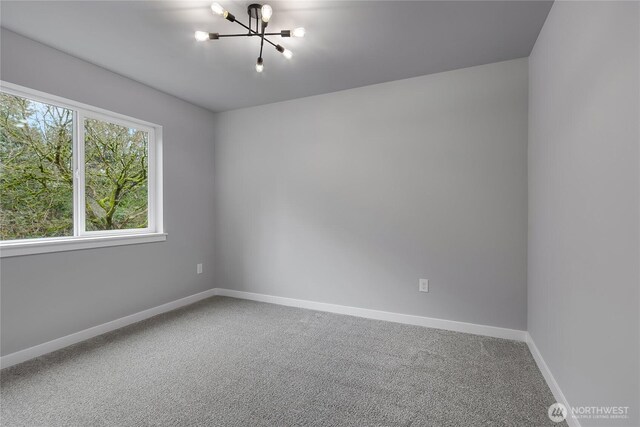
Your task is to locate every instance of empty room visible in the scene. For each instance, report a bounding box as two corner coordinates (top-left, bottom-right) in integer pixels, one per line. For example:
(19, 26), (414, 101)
(0, 1), (638, 426)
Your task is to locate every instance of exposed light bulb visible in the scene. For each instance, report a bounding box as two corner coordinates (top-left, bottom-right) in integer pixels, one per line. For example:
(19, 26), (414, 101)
(194, 31), (209, 41)
(256, 58), (264, 73)
(282, 49), (293, 59)
(261, 4), (272, 22)
(292, 27), (305, 38)
(210, 2), (225, 16)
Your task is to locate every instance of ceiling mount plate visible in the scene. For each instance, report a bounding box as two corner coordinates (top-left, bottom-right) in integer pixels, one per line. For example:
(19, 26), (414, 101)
(247, 4), (262, 19)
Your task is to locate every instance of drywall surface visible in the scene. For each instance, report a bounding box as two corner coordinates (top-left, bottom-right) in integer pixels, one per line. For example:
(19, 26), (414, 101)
(213, 58), (529, 330)
(0, 29), (216, 356)
(528, 2), (639, 426)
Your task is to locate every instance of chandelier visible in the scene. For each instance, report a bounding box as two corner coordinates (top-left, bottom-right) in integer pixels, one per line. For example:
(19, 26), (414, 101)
(195, 3), (305, 73)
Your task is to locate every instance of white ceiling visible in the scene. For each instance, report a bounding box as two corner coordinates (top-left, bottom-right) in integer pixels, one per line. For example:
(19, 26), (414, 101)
(0, 1), (552, 112)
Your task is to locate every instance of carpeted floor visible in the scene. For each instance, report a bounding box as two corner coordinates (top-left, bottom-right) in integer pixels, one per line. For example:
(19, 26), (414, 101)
(1, 296), (563, 426)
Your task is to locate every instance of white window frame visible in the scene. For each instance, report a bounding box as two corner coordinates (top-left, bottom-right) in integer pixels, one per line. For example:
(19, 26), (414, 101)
(0, 81), (165, 258)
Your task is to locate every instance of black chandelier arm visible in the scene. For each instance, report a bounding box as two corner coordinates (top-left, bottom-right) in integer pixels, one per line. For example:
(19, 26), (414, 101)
(259, 23), (266, 58)
(229, 19), (279, 48)
(215, 32), (286, 38)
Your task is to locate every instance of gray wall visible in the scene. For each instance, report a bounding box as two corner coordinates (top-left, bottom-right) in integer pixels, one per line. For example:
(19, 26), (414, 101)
(528, 2), (639, 426)
(0, 29), (216, 356)
(213, 58), (529, 331)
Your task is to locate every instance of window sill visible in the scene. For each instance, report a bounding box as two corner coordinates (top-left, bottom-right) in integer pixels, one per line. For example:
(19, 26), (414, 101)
(0, 233), (167, 258)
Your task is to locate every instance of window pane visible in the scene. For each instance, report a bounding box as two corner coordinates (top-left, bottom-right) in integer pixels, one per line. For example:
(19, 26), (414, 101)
(84, 118), (148, 231)
(0, 93), (74, 240)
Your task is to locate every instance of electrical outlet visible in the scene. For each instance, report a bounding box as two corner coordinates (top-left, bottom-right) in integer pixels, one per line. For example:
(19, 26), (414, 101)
(419, 279), (429, 293)
(197, 263), (203, 275)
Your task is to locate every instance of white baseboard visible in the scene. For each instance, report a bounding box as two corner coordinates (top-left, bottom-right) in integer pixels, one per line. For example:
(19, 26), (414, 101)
(2, 287), (573, 427)
(215, 288), (527, 342)
(0, 287), (527, 370)
(0, 288), (217, 369)
(526, 333), (581, 427)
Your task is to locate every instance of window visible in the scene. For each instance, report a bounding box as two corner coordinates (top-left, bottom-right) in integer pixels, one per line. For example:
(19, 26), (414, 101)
(1, 94), (74, 240)
(83, 117), (150, 232)
(0, 82), (164, 257)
